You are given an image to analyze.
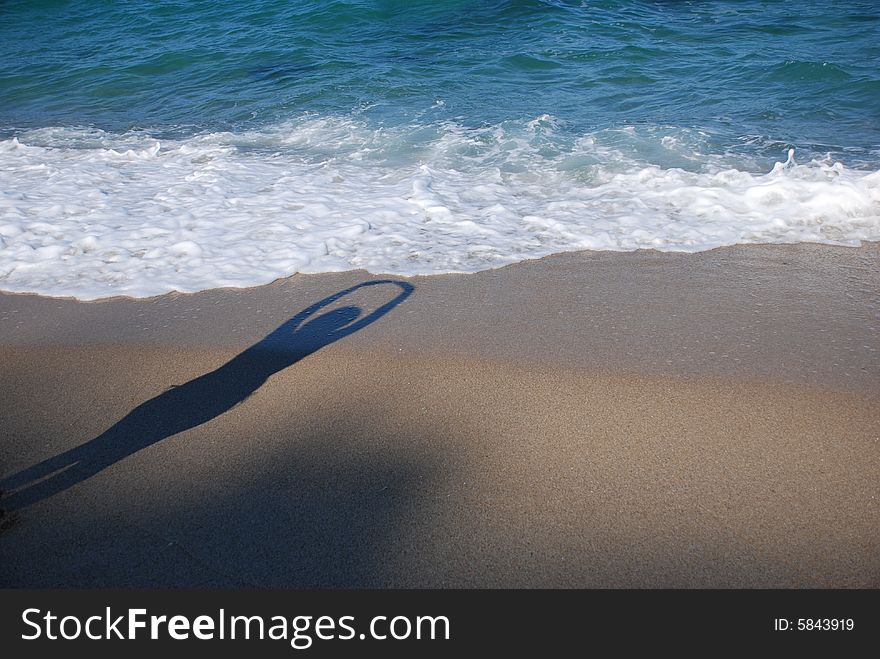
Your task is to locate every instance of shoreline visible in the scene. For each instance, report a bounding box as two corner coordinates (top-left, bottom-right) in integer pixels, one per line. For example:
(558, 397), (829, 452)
(0, 239), (876, 305)
(2, 241), (877, 390)
(1, 241), (878, 587)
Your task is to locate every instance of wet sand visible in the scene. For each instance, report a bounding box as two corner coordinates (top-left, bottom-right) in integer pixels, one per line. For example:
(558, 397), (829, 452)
(0, 242), (878, 587)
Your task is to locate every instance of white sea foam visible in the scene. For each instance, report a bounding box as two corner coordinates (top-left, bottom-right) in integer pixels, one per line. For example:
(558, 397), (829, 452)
(1, 117), (878, 299)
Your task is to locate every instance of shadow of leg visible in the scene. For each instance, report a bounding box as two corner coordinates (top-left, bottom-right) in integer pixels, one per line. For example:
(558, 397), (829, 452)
(1, 450), (108, 510)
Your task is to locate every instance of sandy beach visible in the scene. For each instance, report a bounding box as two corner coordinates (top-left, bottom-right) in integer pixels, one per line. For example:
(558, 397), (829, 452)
(1, 241), (878, 588)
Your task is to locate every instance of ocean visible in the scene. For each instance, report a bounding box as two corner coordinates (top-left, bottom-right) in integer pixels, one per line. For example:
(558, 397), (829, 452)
(1, 0), (878, 299)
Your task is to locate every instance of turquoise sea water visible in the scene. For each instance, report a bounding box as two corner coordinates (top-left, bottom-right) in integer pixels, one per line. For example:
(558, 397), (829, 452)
(3, 0), (879, 161)
(1, 0), (879, 298)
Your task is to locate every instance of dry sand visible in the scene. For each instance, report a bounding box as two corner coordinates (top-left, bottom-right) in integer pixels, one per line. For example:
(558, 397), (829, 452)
(0, 242), (878, 587)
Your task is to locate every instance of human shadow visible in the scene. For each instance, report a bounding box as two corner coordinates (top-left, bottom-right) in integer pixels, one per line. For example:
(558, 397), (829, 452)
(0, 280), (413, 511)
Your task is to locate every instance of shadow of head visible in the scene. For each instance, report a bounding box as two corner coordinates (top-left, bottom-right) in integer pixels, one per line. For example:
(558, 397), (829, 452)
(291, 305), (361, 349)
(257, 279), (414, 356)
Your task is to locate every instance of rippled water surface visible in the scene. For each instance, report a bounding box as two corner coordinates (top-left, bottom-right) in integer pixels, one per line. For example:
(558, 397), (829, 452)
(1, 0), (878, 297)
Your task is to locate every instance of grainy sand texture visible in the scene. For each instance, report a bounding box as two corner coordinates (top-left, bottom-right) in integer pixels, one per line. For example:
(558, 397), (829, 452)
(1, 242), (878, 587)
